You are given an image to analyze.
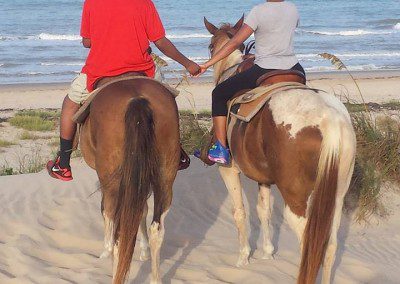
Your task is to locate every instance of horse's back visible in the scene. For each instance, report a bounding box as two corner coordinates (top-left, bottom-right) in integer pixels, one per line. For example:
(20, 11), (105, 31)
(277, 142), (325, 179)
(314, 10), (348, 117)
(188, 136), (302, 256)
(267, 87), (351, 138)
(81, 78), (180, 177)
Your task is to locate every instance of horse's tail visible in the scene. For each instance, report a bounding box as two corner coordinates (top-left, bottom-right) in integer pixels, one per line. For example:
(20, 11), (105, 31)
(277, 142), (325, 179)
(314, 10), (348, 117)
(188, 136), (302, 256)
(298, 118), (342, 284)
(113, 97), (160, 284)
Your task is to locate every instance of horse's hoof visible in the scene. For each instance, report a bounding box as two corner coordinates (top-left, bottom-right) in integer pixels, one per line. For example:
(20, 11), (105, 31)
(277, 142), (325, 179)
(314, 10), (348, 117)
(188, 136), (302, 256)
(236, 255), (250, 267)
(99, 250), (112, 259)
(139, 249), (150, 261)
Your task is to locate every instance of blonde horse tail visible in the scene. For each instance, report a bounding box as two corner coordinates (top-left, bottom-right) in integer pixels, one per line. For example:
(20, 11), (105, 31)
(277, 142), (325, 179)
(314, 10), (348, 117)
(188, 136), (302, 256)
(298, 118), (342, 284)
(113, 97), (160, 284)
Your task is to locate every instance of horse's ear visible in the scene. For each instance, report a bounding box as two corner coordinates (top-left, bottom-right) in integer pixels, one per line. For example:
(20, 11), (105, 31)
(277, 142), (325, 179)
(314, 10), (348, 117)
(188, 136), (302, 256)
(204, 17), (218, 35)
(233, 14), (245, 31)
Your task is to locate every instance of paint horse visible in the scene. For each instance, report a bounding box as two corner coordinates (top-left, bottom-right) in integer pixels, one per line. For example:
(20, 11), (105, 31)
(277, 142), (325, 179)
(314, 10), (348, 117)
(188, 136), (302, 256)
(78, 75), (180, 284)
(203, 16), (356, 284)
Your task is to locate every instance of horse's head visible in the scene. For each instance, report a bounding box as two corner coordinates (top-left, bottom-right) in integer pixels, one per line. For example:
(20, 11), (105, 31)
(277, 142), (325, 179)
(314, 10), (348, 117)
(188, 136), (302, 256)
(203, 16), (245, 83)
(204, 15), (245, 56)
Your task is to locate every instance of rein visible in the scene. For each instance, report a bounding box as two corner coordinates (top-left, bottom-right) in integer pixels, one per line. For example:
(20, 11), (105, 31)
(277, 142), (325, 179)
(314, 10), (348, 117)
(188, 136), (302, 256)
(208, 29), (245, 85)
(216, 62), (241, 84)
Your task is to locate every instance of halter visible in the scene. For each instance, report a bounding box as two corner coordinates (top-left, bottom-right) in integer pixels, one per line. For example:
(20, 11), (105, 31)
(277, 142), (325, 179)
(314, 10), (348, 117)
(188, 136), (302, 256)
(208, 30), (245, 84)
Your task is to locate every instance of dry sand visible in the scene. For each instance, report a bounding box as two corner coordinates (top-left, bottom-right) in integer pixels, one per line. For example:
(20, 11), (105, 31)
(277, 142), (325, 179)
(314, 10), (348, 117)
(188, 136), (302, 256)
(0, 159), (400, 283)
(0, 71), (400, 283)
(0, 71), (399, 111)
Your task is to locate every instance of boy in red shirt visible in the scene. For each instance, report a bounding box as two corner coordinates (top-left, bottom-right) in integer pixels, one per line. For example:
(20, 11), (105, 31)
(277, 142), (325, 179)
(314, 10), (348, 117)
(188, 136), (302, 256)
(47, 0), (200, 181)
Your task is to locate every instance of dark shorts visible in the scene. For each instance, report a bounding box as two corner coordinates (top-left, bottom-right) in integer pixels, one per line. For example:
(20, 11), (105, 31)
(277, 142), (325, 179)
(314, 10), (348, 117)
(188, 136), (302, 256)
(212, 63), (306, 117)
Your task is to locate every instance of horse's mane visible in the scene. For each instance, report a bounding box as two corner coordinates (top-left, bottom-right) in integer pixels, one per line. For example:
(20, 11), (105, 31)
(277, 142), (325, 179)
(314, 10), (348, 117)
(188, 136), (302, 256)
(211, 23), (243, 84)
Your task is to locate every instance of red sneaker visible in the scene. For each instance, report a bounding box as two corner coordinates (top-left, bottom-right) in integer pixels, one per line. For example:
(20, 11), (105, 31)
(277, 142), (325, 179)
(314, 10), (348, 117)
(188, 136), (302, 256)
(46, 157), (73, 181)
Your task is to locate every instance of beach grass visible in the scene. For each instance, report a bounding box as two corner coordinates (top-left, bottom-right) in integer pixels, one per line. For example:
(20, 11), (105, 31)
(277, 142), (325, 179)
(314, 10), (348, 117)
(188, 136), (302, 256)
(0, 139), (15, 148)
(9, 110), (59, 132)
(0, 166), (14, 176)
(348, 109), (400, 221)
(179, 111), (211, 154)
(19, 131), (41, 140)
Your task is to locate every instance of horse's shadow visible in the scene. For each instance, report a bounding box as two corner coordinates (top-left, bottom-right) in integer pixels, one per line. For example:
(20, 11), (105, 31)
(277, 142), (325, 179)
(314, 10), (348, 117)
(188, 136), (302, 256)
(130, 162), (354, 283)
(130, 160), (229, 283)
(162, 164), (230, 283)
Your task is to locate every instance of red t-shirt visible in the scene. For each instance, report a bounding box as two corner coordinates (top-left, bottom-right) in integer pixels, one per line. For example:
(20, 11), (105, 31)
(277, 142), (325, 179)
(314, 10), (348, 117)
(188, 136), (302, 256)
(80, 0), (165, 91)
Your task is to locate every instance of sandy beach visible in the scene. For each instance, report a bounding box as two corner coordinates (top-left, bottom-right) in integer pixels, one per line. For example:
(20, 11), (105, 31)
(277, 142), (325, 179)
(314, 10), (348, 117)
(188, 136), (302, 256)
(0, 71), (400, 283)
(0, 159), (400, 283)
(1, 70), (400, 112)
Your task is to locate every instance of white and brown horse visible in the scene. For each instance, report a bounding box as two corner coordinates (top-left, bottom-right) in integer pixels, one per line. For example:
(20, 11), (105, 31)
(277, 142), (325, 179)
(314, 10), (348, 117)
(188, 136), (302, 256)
(204, 17), (356, 284)
(79, 76), (180, 283)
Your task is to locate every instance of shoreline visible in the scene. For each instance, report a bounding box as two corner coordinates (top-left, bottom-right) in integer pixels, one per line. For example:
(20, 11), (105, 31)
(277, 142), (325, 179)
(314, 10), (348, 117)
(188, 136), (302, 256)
(0, 69), (399, 112)
(1, 69), (400, 90)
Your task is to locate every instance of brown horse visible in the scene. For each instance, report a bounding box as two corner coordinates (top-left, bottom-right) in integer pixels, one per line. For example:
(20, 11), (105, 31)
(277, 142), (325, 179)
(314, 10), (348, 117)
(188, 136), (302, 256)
(203, 17), (356, 284)
(79, 77), (180, 284)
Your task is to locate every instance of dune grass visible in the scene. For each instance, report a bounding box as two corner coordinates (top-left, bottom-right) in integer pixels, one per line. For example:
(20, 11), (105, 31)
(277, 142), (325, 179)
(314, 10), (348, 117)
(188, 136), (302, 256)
(0, 166), (14, 176)
(179, 111), (211, 154)
(19, 131), (41, 140)
(0, 139), (15, 148)
(9, 110), (59, 132)
(347, 109), (400, 221)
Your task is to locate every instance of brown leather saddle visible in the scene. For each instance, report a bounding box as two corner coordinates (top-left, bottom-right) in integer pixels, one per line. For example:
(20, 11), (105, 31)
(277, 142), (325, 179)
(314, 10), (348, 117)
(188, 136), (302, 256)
(237, 56), (306, 87)
(72, 71), (190, 170)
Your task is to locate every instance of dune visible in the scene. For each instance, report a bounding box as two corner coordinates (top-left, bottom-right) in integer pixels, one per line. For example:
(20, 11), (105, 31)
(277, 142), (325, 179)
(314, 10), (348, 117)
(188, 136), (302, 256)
(0, 158), (400, 283)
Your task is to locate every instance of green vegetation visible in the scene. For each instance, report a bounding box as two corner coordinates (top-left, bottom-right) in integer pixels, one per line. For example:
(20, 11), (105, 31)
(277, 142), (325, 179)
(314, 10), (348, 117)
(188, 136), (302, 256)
(179, 112), (211, 154)
(8, 109), (59, 131)
(0, 139), (15, 148)
(20, 131), (41, 140)
(0, 166), (14, 176)
(348, 110), (400, 221)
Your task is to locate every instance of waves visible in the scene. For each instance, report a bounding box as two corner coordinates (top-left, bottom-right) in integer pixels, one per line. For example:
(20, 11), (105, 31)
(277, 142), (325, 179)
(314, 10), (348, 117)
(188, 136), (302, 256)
(0, 33), (211, 42)
(167, 33), (211, 39)
(305, 64), (380, 72)
(40, 62), (83, 66)
(299, 51), (400, 59)
(299, 28), (397, 37)
(37, 33), (81, 41)
(1, 24), (398, 43)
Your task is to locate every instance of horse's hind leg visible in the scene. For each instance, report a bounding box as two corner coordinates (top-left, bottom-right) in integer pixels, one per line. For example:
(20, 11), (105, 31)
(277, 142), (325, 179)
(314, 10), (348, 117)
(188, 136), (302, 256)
(149, 183), (173, 284)
(257, 184), (274, 259)
(321, 198), (343, 284)
(100, 191), (117, 259)
(139, 202), (150, 261)
(100, 210), (114, 259)
(219, 163), (250, 267)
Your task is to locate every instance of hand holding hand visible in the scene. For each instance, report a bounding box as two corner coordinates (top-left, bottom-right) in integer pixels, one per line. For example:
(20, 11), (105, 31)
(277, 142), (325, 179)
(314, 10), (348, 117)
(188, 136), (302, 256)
(194, 63), (210, 77)
(185, 61), (201, 76)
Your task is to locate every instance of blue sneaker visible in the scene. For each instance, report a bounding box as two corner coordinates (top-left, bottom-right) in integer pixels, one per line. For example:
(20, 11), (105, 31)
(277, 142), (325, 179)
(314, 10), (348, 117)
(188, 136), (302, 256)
(208, 140), (231, 165)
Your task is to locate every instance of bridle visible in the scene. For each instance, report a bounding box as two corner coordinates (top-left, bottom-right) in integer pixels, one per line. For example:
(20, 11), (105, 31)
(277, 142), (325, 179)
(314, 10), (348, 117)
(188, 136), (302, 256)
(208, 30), (245, 84)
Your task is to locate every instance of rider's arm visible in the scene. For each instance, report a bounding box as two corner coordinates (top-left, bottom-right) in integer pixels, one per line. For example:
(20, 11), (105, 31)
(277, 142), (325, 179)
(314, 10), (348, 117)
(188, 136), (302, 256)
(203, 24), (254, 69)
(80, 1), (91, 48)
(82, 38), (91, 48)
(154, 37), (200, 75)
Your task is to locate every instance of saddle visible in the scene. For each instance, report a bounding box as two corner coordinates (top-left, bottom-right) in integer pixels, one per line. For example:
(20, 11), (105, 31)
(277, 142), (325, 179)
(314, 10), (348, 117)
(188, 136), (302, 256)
(197, 57), (308, 165)
(73, 73), (179, 124)
(71, 72), (190, 170)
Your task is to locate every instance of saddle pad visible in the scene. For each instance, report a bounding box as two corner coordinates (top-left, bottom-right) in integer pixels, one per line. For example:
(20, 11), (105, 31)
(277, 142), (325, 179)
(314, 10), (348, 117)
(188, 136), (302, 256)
(72, 76), (180, 124)
(228, 82), (311, 123)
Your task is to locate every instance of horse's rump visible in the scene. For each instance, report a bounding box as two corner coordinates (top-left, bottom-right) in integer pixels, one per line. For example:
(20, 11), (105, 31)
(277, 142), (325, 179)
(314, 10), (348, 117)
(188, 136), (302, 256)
(79, 77), (181, 283)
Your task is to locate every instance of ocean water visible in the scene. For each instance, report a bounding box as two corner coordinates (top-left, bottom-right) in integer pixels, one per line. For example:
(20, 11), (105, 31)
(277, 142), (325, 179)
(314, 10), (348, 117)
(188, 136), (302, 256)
(0, 0), (399, 84)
